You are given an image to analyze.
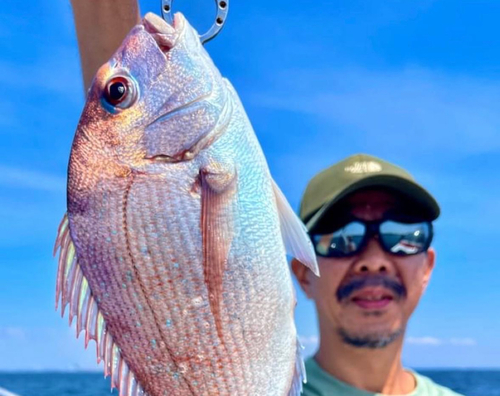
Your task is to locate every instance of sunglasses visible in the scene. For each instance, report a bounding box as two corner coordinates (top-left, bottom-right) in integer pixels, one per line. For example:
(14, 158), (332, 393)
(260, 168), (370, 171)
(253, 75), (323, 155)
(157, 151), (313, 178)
(311, 217), (433, 258)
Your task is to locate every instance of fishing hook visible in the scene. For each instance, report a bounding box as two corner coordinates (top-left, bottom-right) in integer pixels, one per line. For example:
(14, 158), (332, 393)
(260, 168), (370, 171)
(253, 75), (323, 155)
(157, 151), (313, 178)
(161, 0), (229, 44)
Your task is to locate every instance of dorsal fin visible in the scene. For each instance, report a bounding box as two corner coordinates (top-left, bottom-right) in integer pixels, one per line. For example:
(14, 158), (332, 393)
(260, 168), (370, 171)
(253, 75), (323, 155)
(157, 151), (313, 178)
(54, 215), (149, 396)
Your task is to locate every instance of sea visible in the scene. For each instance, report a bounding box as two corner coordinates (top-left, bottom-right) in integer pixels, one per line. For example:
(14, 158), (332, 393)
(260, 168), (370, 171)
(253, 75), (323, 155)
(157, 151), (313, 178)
(0, 370), (499, 396)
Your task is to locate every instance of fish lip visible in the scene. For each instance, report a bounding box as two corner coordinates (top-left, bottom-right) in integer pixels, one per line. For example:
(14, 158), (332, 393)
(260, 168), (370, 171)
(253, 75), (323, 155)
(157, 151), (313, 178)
(143, 12), (183, 53)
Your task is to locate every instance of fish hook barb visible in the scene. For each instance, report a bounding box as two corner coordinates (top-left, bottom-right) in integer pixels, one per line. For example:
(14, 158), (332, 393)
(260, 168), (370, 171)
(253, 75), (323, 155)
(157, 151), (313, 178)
(161, 0), (229, 44)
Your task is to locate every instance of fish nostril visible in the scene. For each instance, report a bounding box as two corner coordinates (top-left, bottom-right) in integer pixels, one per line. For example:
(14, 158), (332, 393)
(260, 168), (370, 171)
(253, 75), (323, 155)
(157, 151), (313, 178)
(379, 266), (387, 273)
(360, 265), (368, 272)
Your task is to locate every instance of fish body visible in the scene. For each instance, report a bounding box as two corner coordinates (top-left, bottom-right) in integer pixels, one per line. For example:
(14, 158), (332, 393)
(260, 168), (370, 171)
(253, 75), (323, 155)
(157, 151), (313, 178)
(55, 13), (318, 396)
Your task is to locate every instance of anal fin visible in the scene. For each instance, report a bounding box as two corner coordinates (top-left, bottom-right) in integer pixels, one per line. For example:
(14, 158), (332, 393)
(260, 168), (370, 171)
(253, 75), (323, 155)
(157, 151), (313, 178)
(288, 337), (307, 396)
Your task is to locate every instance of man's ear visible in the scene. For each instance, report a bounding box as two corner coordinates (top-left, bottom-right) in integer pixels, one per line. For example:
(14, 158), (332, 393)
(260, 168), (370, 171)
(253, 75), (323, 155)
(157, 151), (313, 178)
(422, 248), (436, 291)
(291, 258), (314, 299)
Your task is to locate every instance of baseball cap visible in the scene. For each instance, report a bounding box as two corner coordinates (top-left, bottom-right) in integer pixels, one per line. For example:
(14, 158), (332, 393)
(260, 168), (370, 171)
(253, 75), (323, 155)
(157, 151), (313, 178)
(300, 154), (440, 233)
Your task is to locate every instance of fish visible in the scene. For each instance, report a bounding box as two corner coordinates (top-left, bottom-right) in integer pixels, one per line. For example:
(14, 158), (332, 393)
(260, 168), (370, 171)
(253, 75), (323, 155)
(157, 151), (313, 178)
(54, 12), (319, 396)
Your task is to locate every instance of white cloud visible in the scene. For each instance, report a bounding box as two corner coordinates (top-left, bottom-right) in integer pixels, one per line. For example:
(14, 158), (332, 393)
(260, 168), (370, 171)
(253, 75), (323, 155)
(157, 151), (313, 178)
(406, 336), (477, 347)
(0, 165), (66, 193)
(0, 327), (27, 341)
(299, 335), (319, 347)
(406, 336), (443, 346)
(298, 335), (320, 358)
(249, 67), (500, 156)
(0, 326), (101, 371)
(450, 337), (477, 346)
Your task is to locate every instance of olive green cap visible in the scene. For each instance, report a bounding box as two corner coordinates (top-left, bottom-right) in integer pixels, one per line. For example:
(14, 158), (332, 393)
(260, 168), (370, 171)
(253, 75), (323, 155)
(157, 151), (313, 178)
(300, 154), (440, 233)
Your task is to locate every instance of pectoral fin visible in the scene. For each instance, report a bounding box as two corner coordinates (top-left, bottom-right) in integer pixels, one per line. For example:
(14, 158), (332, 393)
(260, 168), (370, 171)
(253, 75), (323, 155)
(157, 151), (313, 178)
(272, 180), (320, 276)
(200, 163), (237, 339)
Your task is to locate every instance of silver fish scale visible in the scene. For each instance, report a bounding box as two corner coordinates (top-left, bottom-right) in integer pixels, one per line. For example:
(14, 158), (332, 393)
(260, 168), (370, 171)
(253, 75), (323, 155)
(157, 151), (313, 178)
(217, 83), (297, 393)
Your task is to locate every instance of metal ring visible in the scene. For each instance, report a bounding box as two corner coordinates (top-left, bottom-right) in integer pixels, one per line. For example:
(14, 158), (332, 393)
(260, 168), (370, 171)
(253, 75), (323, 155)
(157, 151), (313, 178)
(161, 0), (229, 44)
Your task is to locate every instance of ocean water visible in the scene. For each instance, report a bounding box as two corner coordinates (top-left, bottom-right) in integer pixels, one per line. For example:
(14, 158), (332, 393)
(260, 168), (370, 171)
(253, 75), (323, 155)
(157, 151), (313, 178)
(0, 370), (499, 396)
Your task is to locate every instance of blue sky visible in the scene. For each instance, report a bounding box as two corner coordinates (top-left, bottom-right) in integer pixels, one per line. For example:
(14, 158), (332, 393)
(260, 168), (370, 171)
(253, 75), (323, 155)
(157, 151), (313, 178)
(1, 0), (499, 371)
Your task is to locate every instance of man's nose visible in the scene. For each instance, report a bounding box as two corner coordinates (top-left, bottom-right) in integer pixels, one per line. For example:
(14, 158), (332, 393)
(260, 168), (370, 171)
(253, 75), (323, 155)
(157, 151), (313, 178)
(352, 238), (396, 275)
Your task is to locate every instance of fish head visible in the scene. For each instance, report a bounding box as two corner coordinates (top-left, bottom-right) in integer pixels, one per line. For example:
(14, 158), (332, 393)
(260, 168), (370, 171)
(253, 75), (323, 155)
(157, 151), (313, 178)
(74, 12), (227, 170)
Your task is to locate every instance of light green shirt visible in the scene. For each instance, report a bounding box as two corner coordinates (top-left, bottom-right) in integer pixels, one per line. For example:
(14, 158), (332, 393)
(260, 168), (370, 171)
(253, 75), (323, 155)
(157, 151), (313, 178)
(303, 358), (464, 396)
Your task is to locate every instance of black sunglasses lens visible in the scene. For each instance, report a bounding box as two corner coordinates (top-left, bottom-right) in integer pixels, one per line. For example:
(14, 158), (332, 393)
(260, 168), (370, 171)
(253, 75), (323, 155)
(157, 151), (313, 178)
(379, 221), (431, 255)
(313, 222), (366, 257)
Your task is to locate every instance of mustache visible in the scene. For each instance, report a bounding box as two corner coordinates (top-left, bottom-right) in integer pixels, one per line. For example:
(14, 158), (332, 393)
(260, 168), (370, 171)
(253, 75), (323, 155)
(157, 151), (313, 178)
(336, 275), (407, 302)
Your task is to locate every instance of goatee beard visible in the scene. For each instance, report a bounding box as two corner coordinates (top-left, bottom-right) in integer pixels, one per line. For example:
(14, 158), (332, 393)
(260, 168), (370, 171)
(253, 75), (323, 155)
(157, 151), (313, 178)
(338, 327), (404, 349)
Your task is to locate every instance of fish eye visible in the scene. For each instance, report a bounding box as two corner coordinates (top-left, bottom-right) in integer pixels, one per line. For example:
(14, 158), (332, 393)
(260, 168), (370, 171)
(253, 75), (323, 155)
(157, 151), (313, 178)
(102, 75), (138, 111)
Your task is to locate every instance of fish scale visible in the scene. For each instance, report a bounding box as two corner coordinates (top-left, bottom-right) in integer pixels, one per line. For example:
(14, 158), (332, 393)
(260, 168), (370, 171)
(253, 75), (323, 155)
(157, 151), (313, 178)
(55, 12), (319, 396)
(141, 172), (245, 394)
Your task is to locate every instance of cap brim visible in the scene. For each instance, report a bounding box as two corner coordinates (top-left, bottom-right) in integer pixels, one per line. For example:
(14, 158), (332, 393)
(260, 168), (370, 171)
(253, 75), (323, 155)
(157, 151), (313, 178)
(305, 174), (440, 233)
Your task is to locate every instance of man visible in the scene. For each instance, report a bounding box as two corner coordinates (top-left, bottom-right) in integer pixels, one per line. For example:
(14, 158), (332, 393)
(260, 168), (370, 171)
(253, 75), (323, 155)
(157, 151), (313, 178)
(292, 153), (462, 395)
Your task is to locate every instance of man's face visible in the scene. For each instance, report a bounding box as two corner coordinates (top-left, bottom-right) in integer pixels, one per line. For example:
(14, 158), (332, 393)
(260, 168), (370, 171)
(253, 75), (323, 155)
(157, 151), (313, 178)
(293, 189), (435, 348)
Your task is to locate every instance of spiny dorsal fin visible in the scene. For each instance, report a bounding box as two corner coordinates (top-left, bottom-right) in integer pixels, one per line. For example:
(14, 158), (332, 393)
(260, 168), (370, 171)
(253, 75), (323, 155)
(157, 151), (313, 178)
(54, 215), (149, 396)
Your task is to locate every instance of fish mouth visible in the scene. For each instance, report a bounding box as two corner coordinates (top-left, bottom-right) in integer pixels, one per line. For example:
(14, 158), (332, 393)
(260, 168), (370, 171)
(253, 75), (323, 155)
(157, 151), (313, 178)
(140, 13), (230, 164)
(143, 12), (182, 53)
(141, 13), (212, 164)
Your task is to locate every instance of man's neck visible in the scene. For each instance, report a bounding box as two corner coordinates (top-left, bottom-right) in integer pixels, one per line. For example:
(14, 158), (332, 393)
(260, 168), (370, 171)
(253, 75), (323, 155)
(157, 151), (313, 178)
(314, 333), (416, 395)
